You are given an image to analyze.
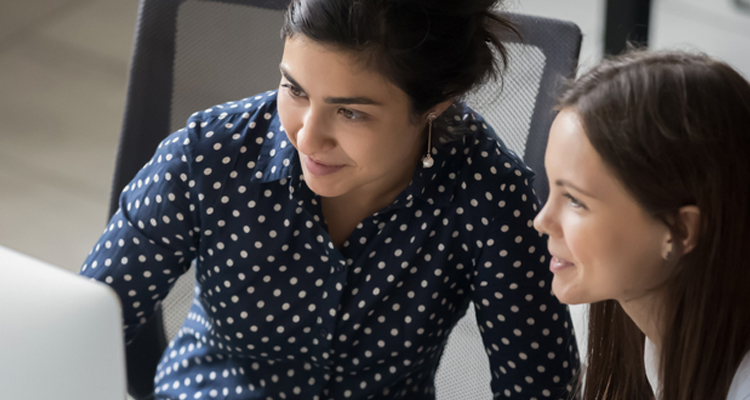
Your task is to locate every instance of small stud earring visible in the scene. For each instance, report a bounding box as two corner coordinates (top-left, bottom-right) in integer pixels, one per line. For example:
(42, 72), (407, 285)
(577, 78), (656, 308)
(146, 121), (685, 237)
(662, 240), (673, 261)
(422, 112), (437, 169)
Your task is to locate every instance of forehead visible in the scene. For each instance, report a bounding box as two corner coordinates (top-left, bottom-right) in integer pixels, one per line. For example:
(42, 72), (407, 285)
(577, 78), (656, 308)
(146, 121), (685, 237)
(546, 109), (625, 198)
(280, 36), (403, 100)
(547, 109), (601, 171)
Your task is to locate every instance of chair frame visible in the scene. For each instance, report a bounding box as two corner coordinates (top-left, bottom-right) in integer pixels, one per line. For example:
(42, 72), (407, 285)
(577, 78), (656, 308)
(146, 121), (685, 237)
(495, 13), (582, 203)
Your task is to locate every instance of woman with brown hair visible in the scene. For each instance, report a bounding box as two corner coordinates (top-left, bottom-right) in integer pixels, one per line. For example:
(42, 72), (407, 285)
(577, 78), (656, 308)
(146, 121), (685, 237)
(534, 50), (750, 400)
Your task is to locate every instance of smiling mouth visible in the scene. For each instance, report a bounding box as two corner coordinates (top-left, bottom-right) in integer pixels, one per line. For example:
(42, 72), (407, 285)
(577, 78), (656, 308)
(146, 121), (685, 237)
(303, 155), (345, 177)
(549, 255), (575, 272)
(308, 156), (341, 167)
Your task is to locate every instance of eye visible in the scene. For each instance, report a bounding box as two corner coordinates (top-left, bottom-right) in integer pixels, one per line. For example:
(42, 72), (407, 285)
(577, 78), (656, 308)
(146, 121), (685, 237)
(338, 108), (364, 121)
(281, 83), (304, 98)
(563, 193), (588, 210)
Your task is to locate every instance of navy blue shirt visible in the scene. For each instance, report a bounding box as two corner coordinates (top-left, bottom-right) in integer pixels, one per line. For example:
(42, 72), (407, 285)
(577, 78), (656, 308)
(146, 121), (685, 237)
(81, 91), (579, 399)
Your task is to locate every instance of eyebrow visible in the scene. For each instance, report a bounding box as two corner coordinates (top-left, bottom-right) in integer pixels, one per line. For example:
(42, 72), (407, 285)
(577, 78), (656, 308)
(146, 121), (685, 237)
(555, 179), (597, 199)
(279, 66), (381, 106)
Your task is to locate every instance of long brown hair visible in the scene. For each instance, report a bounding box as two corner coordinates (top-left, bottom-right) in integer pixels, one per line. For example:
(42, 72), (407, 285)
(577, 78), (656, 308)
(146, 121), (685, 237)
(559, 51), (750, 399)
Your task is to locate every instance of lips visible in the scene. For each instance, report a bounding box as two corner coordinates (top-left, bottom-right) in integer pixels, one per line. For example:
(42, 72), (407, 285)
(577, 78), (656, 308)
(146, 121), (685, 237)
(303, 154), (345, 177)
(549, 254), (575, 273)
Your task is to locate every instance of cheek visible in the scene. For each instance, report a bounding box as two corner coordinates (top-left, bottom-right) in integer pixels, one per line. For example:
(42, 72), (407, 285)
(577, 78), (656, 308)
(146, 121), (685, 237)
(336, 133), (381, 166)
(565, 215), (664, 300)
(341, 121), (419, 166)
(568, 226), (625, 283)
(608, 224), (667, 295)
(564, 217), (606, 276)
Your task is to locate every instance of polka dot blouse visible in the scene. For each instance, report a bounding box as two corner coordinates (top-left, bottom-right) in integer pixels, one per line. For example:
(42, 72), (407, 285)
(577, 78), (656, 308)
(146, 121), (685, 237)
(80, 90), (579, 399)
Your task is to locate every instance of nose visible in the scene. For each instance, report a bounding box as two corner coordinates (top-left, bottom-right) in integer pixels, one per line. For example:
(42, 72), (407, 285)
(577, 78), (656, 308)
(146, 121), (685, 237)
(533, 200), (557, 237)
(296, 110), (336, 156)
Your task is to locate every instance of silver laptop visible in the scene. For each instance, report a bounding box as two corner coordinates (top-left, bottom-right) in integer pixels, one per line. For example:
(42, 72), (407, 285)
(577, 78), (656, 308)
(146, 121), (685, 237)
(0, 245), (127, 400)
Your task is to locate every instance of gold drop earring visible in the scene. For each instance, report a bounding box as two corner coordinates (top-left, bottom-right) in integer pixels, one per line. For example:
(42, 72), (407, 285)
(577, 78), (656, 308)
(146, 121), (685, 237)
(422, 112), (437, 169)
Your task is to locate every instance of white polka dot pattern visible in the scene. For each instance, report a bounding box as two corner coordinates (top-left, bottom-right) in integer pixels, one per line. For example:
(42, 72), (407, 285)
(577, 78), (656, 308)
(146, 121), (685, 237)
(80, 91), (579, 399)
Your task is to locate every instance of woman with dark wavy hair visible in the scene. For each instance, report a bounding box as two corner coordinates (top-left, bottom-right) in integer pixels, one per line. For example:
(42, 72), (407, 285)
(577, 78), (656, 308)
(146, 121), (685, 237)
(534, 50), (750, 400)
(79, 0), (579, 398)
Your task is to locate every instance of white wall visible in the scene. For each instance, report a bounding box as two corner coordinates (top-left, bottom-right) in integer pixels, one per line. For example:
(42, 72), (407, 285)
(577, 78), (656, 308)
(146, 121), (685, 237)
(509, 0), (750, 79)
(651, 0), (750, 78)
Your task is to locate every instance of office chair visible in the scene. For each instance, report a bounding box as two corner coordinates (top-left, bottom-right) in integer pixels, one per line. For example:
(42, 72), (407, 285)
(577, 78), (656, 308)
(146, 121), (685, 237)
(434, 16), (582, 399)
(110, 1), (581, 398)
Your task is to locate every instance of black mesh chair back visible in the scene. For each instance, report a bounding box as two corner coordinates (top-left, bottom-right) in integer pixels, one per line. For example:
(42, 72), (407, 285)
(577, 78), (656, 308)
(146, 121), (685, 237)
(434, 14), (581, 399)
(110, 1), (581, 398)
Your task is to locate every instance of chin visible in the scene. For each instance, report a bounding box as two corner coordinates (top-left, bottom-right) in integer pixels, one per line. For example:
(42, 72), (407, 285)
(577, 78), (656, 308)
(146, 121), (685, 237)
(304, 175), (345, 198)
(551, 276), (590, 305)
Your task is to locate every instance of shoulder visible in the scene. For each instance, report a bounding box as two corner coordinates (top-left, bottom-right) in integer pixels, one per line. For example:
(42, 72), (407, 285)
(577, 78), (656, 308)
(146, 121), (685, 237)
(185, 90), (280, 138)
(447, 103), (535, 179)
(141, 90), (287, 193)
(173, 90), (282, 164)
(727, 351), (750, 400)
(442, 105), (539, 214)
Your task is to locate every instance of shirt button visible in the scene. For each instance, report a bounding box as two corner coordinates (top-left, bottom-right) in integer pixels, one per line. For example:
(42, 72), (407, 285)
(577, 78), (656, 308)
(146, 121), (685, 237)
(320, 328), (328, 337)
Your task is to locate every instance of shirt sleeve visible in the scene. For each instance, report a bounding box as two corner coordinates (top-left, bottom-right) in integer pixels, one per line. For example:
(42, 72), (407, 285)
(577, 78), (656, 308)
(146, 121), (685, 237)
(79, 121), (201, 344)
(471, 169), (580, 399)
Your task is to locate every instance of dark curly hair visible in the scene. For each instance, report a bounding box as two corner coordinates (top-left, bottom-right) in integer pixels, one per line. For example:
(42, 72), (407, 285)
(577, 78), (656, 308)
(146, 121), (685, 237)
(281, 0), (517, 142)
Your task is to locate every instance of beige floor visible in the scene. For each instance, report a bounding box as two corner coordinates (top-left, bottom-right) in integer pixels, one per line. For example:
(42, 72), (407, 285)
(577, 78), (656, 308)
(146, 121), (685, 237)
(0, 0), (139, 272)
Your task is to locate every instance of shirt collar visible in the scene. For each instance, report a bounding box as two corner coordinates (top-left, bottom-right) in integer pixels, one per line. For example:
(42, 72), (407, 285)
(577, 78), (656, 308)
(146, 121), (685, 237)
(389, 142), (461, 211)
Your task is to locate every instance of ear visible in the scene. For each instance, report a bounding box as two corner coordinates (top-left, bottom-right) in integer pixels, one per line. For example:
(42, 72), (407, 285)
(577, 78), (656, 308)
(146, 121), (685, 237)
(677, 205), (701, 255)
(423, 100), (454, 121)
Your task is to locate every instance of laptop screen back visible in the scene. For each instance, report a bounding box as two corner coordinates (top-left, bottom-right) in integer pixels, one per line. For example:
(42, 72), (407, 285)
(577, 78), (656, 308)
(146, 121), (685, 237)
(0, 246), (127, 400)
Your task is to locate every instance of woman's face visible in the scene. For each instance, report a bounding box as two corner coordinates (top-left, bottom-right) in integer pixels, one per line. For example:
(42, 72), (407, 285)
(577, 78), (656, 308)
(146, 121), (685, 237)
(533, 109), (671, 305)
(277, 35), (426, 201)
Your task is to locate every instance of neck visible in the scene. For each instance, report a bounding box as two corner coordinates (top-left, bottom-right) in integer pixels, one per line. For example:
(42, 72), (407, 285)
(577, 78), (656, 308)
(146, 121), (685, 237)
(319, 132), (426, 247)
(320, 156), (418, 248)
(619, 291), (666, 348)
(323, 177), (408, 218)
(323, 134), (424, 216)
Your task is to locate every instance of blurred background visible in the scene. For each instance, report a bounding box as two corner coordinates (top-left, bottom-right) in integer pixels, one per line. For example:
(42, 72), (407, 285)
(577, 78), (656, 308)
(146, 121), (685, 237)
(0, 0), (748, 278)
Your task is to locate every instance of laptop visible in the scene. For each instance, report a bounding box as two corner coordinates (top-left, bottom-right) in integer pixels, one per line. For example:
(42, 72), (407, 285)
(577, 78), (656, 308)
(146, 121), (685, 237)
(0, 245), (127, 400)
